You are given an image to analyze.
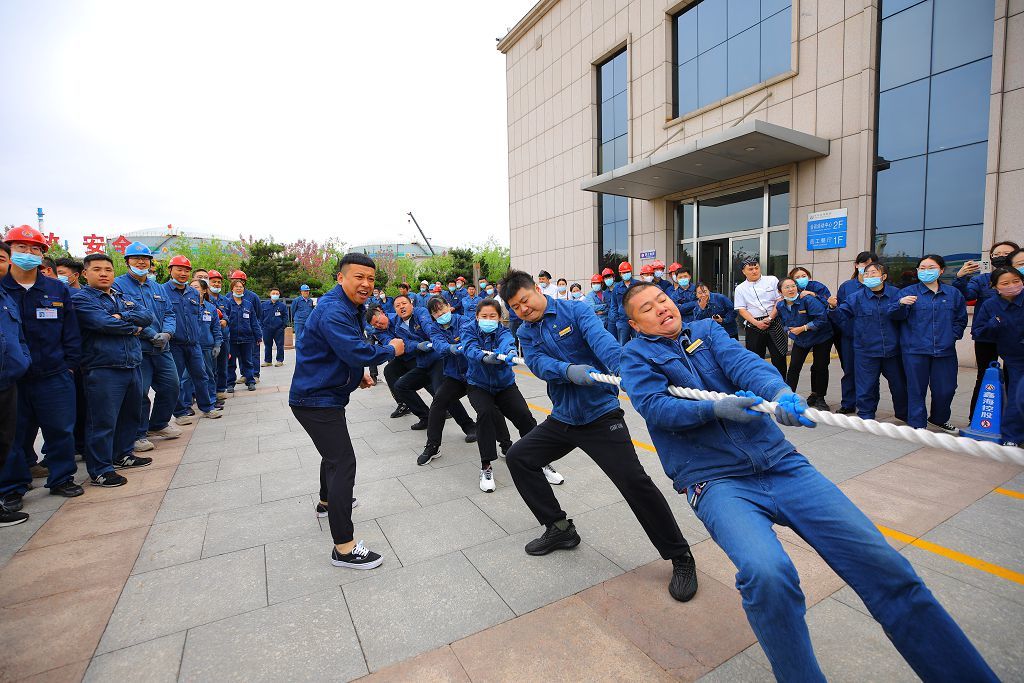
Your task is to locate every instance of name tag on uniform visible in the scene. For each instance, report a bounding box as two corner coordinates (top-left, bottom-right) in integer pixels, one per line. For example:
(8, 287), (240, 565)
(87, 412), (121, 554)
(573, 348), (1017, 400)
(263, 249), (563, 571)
(243, 312), (250, 319)
(202, 313), (212, 322)
(36, 307), (58, 320)
(798, 310), (807, 315)
(50, 301), (63, 308)
(558, 326), (572, 337)
(153, 295), (163, 300)
(685, 339), (703, 354)
(275, 311), (281, 317)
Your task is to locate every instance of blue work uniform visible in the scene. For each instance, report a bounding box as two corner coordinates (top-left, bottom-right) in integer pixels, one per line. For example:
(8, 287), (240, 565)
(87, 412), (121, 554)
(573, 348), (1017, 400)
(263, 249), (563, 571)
(692, 293), (738, 337)
(114, 273), (179, 438)
(227, 293), (262, 386)
(390, 308), (463, 422)
(0, 288), (31, 473)
(776, 295), (832, 349)
(797, 280), (831, 305)
(888, 283), (967, 429)
(462, 321), (518, 394)
(619, 319), (996, 683)
(426, 313), (471, 382)
(165, 281), (217, 415)
(834, 277), (863, 410)
(72, 285), (153, 480)
(180, 300), (223, 411)
(0, 273), (81, 496)
(244, 290), (262, 378)
(291, 295), (314, 340)
(668, 282), (698, 318)
(584, 289), (612, 332)
(261, 298), (288, 364)
(441, 289), (463, 315)
(461, 294), (483, 318)
(208, 292), (232, 393)
(608, 280), (637, 345)
(830, 283), (908, 420)
(973, 291), (1024, 443)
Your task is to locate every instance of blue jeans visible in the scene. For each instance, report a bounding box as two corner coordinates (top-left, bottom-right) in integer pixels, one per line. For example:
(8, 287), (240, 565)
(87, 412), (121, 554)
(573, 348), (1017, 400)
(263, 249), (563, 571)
(263, 327), (285, 363)
(692, 453), (995, 682)
(293, 321), (305, 341)
(170, 343), (215, 414)
(854, 353), (908, 421)
(178, 348), (217, 410)
(903, 353), (957, 429)
(836, 333), (858, 410)
(231, 341), (255, 386)
(138, 351), (179, 438)
(84, 366), (143, 480)
(0, 372), (78, 494)
(615, 323), (633, 346)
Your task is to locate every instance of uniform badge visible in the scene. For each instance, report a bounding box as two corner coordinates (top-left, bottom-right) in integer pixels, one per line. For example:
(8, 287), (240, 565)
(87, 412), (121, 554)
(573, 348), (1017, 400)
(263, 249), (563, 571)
(558, 326), (572, 337)
(685, 339), (703, 354)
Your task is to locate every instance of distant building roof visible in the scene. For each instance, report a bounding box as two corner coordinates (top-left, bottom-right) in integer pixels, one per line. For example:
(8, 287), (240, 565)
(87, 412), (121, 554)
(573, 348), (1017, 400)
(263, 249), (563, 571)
(351, 242), (452, 259)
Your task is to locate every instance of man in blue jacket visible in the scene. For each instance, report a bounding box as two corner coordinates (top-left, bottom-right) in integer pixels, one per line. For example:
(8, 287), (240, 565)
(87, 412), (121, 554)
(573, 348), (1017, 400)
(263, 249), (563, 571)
(497, 270), (697, 602)
(260, 287), (288, 367)
(114, 242), (181, 452)
(207, 270), (232, 398)
(0, 226), (83, 510)
(74, 254), (156, 486)
(291, 284), (314, 340)
(290, 253), (405, 570)
(618, 282), (995, 682)
(0, 241), (32, 526)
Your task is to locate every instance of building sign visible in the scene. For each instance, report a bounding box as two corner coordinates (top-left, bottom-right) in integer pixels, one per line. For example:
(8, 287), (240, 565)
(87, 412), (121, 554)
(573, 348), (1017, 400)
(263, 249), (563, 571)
(41, 232), (60, 247)
(112, 235), (132, 254)
(639, 250), (656, 259)
(82, 234), (106, 254)
(806, 208), (847, 251)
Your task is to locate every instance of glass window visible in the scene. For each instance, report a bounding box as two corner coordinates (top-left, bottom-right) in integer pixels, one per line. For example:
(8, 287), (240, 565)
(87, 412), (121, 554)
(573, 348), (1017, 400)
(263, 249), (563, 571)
(728, 26), (761, 94)
(698, 0), (728, 53)
(698, 44), (729, 107)
(677, 8), (699, 63)
(728, 0), (759, 37)
(759, 6), (791, 82)
(877, 79), (929, 162)
(676, 202), (695, 240)
(881, 0), (925, 19)
(676, 242), (695, 274)
(923, 224), (983, 276)
(875, 157), (927, 233)
(599, 194), (629, 273)
(598, 50), (628, 174)
(768, 181), (790, 226)
(677, 59), (700, 115)
(931, 0), (995, 73)
(928, 58), (991, 152)
(767, 230), (789, 278)
(878, 0), (932, 91)
(875, 230), (924, 280)
(698, 187), (764, 236)
(924, 142), (987, 230)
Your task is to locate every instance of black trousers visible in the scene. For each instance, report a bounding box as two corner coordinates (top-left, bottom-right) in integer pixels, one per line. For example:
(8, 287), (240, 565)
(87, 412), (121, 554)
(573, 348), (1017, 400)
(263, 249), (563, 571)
(291, 406), (356, 545)
(506, 409), (691, 560)
(383, 355), (417, 406)
(787, 339), (832, 397)
(744, 319), (788, 378)
(0, 385), (16, 474)
(425, 377), (481, 447)
(394, 362), (457, 420)
(970, 341), (999, 416)
(466, 384), (536, 464)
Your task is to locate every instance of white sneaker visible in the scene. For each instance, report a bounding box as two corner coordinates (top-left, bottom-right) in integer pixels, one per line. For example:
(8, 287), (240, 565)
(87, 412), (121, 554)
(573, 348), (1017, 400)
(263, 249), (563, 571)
(479, 467), (496, 493)
(175, 414), (196, 426)
(216, 392), (229, 400)
(134, 438), (155, 452)
(261, 362), (271, 367)
(255, 376), (261, 384)
(274, 361), (283, 367)
(543, 465), (564, 485)
(147, 424), (182, 439)
(201, 409), (224, 420)
(234, 377), (246, 385)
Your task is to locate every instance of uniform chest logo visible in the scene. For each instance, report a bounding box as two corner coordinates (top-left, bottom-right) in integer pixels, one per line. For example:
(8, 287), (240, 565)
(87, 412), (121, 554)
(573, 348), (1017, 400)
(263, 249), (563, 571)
(558, 326), (572, 337)
(685, 339), (704, 354)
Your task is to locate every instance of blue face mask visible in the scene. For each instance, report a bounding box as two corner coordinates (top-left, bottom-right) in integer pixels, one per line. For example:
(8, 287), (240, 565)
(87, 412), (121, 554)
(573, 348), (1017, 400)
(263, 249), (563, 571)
(270, 294), (280, 301)
(784, 293), (799, 302)
(57, 275), (69, 284)
(485, 287), (495, 296)
(571, 291), (582, 299)
(447, 286), (456, 293)
(795, 276), (809, 288)
(654, 270), (664, 278)
(210, 286), (221, 294)
(592, 283), (602, 292)
(864, 276), (883, 289)
(557, 285), (567, 293)
(477, 319), (499, 334)
(604, 277), (614, 287)
(917, 269), (940, 283)
(621, 272), (632, 281)
(857, 266), (867, 275)
(1018, 266), (1024, 276)
(679, 278), (690, 288)
(435, 311), (452, 325)
(147, 273), (156, 281)
(129, 265), (149, 277)
(11, 252), (43, 270)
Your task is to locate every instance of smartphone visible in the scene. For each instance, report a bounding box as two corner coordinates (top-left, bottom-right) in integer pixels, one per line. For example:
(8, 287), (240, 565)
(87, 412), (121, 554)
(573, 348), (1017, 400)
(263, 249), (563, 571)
(980, 259), (991, 273)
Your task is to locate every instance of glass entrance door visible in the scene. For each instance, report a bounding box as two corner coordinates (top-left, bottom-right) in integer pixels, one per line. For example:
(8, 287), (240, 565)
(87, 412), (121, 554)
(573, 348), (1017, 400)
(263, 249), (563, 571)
(697, 235), (760, 296)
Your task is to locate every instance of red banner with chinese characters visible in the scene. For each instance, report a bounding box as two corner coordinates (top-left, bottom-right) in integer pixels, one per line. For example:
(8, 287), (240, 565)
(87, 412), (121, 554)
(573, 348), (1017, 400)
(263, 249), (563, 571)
(82, 234), (106, 254)
(112, 235), (131, 254)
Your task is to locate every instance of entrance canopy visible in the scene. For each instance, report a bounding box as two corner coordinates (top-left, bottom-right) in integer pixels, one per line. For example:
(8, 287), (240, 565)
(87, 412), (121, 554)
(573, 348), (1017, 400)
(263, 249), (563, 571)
(581, 120), (829, 200)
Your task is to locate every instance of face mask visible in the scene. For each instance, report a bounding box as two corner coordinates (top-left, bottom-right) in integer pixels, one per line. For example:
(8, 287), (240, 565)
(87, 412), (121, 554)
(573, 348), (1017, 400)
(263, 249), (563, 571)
(1017, 266), (1024, 276)
(991, 256), (1009, 268)
(654, 270), (664, 278)
(784, 294), (799, 302)
(233, 293), (243, 300)
(864, 276), (883, 289)
(210, 286), (221, 294)
(604, 277), (614, 287)
(456, 282), (464, 289)
(270, 294), (279, 301)
(435, 311), (452, 325)
(420, 286), (427, 292)
(998, 283), (1023, 297)
(917, 269), (940, 283)
(477, 319), (499, 334)
(147, 273), (156, 281)
(679, 278), (690, 288)
(795, 276), (809, 288)
(642, 276), (654, 283)
(486, 287), (495, 296)
(571, 291), (582, 299)
(621, 272), (632, 281)
(592, 283), (602, 292)
(128, 265), (148, 277)
(857, 266), (866, 275)
(11, 252), (43, 270)
(557, 285), (567, 293)
(448, 286), (456, 293)
(479, 282), (487, 289)
(57, 275), (69, 284)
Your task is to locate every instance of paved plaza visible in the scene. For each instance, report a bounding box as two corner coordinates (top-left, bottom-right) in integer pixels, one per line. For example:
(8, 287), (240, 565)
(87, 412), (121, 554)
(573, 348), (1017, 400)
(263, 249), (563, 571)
(0, 351), (1022, 682)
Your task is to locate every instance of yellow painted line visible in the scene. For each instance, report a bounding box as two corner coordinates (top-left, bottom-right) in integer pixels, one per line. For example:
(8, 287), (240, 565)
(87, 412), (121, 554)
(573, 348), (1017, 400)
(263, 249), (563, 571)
(877, 525), (1024, 586)
(994, 487), (1024, 500)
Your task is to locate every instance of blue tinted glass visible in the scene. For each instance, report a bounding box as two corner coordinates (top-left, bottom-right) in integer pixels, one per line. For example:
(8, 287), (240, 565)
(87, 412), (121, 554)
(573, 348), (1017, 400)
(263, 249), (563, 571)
(677, 7), (699, 64)
(877, 79), (929, 161)
(698, 43), (728, 107)
(678, 59), (699, 114)
(728, 26), (760, 93)
(882, 0), (926, 19)
(698, 187), (763, 236)
(931, 0), (994, 73)
(761, 0), (790, 20)
(924, 142), (987, 229)
(729, 0), (759, 37)
(875, 156), (926, 233)
(875, 230), (924, 275)
(600, 60), (615, 102)
(603, 194), (618, 222)
(612, 52), (627, 96)
(928, 58), (991, 152)
(678, 202), (695, 240)
(612, 92), (628, 138)
(759, 5), (791, 81)
(879, 0), (932, 91)
(613, 135), (628, 170)
(699, 0), (729, 54)
(599, 141), (614, 174)
(768, 181), (789, 226)
(923, 225), (983, 267)
(767, 229), (789, 278)
(600, 100), (614, 144)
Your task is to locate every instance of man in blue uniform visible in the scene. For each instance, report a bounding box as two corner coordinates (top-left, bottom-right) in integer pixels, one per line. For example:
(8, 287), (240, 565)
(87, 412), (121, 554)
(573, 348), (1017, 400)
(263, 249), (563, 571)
(497, 270), (697, 602)
(0, 226), (84, 509)
(442, 279), (463, 314)
(608, 261), (637, 345)
(260, 287), (288, 367)
(0, 241), (32, 526)
(206, 270), (232, 398)
(291, 284), (314, 341)
(461, 283), (483, 318)
(290, 253), (405, 569)
(618, 282), (995, 682)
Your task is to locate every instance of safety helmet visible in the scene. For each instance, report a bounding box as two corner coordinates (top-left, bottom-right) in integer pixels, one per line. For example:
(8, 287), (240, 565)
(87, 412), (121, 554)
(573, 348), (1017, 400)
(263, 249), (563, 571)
(207, 269), (223, 280)
(640, 264), (655, 276)
(618, 261), (633, 273)
(230, 270), (247, 281)
(456, 276), (466, 282)
(300, 284), (310, 291)
(652, 259), (666, 271)
(590, 273), (603, 284)
(168, 255), (192, 269)
(123, 241), (153, 259)
(601, 267), (614, 277)
(668, 262), (683, 273)
(430, 284), (442, 293)
(3, 225), (48, 252)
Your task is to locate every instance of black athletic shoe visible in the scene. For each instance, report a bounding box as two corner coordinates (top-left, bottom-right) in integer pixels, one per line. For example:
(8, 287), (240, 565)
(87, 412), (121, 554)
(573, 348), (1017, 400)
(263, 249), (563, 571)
(49, 480), (84, 497)
(315, 502), (328, 518)
(91, 472), (128, 487)
(0, 507), (29, 527)
(331, 541), (383, 570)
(247, 383), (256, 391)
(215, 399), (226, 409)
(390, 404), (411, 418)
(669, 550), (698, 602)
(928, 420), (957, 434)
(0, 493), (23, 513)
(186, 408), (196, 417)
(836, 405), (856, 415)
(417, 445), (440, 466)
(114, 454), (153, 469)
(464, 429), (477, 444)
(410, 418), (428, 431)
(525, 520), (581, 556)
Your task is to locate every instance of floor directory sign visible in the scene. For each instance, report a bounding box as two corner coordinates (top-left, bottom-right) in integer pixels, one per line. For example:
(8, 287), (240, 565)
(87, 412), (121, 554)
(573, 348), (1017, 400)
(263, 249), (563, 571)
(806, 208), (847, 250)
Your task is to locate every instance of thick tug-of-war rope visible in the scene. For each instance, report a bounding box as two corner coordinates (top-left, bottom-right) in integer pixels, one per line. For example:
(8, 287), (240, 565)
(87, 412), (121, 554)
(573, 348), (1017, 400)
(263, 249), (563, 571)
(426, 343), (1023, 467)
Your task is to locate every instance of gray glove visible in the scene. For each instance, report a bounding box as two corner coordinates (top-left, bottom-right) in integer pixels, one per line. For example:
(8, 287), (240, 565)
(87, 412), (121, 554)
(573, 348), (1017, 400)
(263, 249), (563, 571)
(482, 353), (503, 365)
(565, 364), (596, 386)
(212, 345), (221, 359)
(712, 395), (762, 423)
(416, 341), (432, 352)
(151, 332), (171, 349)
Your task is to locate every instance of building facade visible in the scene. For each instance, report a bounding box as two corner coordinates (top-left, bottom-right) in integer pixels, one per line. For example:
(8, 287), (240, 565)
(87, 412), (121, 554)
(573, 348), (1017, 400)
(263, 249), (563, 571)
(498, 0), (1022, 296)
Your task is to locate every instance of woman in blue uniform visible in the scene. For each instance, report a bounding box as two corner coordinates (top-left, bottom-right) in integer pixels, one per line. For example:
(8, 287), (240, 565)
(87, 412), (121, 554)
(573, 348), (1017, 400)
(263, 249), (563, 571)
(973, 267), (1024, 448)
(788, 266), (831, 304)
(777, 277), (833, 409)
(828, 252), (877, 414)
(691, 282), (738, 337)
(888, 256), (967, 432)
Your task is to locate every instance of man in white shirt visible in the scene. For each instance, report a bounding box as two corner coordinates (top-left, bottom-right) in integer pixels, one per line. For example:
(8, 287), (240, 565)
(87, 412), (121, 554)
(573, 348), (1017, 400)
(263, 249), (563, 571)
(537, 270), (559, 298)
(733, 257), (788, 377)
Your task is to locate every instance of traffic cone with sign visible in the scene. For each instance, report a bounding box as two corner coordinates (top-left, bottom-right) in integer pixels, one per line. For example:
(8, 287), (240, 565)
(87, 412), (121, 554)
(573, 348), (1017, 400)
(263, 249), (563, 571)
(960, 362), (1003, 443)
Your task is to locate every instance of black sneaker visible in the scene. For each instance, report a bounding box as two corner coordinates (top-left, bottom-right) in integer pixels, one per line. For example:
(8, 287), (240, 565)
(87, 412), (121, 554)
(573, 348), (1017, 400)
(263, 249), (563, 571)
(315, 502), (328, 518)
(499, 441), (512, 458)
(928, 420), (957, 433)
(114, 454), (153, 469)
(669, 550), (698, 602)
(331, 541), (383, 569)
(0, 507), (29, 527)
(49, 480), (84, 497)
(464, 428), (478, 444)
(247, 383), (256, 391)
(215, 399), (226, 409)
(524, 520), (581, 556)
(410, 418), (428, 431)
(186, 409), (196, 417)
(814, 397), (831, 411)
(91, 472), (128, 487)
(417, 445), (440, 466)
(836, 405), (856, 414)
(0, 493), (23, 513)
(390, 404), (411, 418)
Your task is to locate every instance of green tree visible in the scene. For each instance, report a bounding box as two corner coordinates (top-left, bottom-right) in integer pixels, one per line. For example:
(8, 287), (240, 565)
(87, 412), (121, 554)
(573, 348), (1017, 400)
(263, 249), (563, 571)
(447, 248), (475, 282)
(394, 256), (419, 291)
(416, 253), (454, 285)
(167, 235), (246, 277)
(473, 240), (511, 282)
(241, 240), (304, 296)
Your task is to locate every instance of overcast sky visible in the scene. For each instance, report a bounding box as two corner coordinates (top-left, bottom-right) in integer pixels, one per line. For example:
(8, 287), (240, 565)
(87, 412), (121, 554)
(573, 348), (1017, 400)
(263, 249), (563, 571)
(0, 1), (536, 255)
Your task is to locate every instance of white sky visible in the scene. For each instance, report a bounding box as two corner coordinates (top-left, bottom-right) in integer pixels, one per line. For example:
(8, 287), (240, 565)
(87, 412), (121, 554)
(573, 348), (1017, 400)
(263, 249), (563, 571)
(0, 0), (536, 255)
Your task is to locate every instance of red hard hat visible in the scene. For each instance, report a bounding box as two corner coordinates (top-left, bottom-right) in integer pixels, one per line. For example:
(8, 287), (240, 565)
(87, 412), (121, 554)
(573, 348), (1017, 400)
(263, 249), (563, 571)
(207, 269), (223, 280)
(230, 270), (247, 281)
(590, 273), (603, 284)
(601, 267), (614, 277)
(618, 261), (633, 273)
(668, 262), (683, 273)
(652, 259), (665, 270)
(456, 276), (466, 282)
(4, 225), (49, 252)
(168, 255), (192, 269)
(640, 264), (655, 275)
(431, 284), (442, 293)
